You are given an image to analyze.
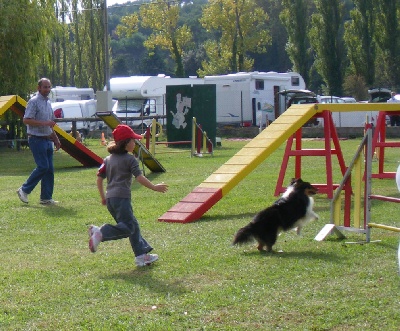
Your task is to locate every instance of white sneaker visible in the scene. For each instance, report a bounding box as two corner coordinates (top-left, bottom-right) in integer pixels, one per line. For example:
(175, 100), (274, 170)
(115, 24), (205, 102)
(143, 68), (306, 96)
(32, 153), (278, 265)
(40, 199), (58, 205)
(17, 187), (28, 203)
(88, 225), (102, 253)
(135, 253), (159, 267)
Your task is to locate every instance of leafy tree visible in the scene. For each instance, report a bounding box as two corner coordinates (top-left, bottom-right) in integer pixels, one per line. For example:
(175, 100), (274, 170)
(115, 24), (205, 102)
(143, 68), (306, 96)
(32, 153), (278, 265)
(309, 0), (345, 96)
(0, 0), (57, 97)
(199, 0), (271, 76)
(257, 0), (291, 73)
(374, 0), (400, 87)
(343, 74), (368, 101)
(280, 0), (314, 86)
(116, 0), (193, 77)
(343, 0), (376, 87)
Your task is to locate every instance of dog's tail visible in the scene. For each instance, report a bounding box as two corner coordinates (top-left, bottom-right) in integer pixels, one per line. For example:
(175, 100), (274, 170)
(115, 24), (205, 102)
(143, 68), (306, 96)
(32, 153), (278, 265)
(232, 224), (255, 246)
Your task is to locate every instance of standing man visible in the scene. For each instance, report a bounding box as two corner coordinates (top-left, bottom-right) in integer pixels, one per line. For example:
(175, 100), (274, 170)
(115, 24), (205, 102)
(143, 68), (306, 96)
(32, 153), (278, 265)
(17, 78), (61, 205)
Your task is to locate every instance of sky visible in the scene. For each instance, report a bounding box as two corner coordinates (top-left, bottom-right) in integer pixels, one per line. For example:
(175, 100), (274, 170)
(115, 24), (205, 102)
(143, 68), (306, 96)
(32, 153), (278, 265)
(107, 0), (130, 7)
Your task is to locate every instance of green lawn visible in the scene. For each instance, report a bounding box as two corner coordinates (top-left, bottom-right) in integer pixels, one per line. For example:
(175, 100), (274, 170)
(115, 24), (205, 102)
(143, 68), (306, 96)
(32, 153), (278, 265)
(0, 137), (399, 330)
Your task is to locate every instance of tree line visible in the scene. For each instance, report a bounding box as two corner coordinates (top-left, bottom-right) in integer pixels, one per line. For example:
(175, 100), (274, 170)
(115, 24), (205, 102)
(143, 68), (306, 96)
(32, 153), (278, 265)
(1, 0), (400, 102)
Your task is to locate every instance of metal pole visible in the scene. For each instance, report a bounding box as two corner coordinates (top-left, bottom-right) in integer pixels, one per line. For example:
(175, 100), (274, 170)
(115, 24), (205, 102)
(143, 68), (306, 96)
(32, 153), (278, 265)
(365, 128), (373, 242)
(104, 0), (110, 91)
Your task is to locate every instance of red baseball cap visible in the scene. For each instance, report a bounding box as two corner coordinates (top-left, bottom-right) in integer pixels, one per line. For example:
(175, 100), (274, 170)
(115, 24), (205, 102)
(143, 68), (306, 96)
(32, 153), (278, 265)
(112, 124), (142, 142)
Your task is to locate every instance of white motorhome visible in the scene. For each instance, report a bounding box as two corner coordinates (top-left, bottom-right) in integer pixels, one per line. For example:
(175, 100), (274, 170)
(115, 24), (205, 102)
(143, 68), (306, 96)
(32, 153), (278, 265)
(49, 87), (95, 103)
(109, 72), (305, 127)
(109, 75), (203, 127)
(203, 71), (306, 126)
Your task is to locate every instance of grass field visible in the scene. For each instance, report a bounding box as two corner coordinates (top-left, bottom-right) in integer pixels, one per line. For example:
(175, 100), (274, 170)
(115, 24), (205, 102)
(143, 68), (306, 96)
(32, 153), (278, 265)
(0, 137), (399, 330)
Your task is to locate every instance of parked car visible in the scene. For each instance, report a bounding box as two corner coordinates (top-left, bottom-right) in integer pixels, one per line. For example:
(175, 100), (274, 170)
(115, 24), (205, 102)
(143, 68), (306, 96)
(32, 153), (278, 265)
(368, 88), (392, 126)
(318, 95), (345, 104)
(341, 97), (357, 103)
(368, 88), (391, 103)
(52, 99), (97, 136)
(278, 89), (319, 126)
(278, 89), (318, 107)
(112, 99), (153, 133)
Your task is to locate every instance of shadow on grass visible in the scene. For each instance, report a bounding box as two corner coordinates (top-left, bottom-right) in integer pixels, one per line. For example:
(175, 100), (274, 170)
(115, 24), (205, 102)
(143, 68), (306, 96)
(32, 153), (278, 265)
(19, 203), (79, 217)
(102, 268), (188, 296)
(240, 249), (344, 262)
(196, 212), (257, 223)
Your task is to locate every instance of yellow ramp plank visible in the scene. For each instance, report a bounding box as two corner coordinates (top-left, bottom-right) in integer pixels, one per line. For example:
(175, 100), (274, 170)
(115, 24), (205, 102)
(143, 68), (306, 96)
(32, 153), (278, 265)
(314, 103), (400, 113)
(199, 104), (317, 197)
(96, 111), (165, 173)
(244, 137), (282, 148)
(54, 125), (76, 144)
(236, 147), (271, 156)
(0, 95), (18, 116)
(214, 164), (247, 174)
(203, 173), (237, 184)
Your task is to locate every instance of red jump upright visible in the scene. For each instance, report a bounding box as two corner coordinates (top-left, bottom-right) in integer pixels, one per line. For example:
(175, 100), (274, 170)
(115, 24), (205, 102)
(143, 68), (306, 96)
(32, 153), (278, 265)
(371, 111), (400, 179)
(274, 110), (350, 200)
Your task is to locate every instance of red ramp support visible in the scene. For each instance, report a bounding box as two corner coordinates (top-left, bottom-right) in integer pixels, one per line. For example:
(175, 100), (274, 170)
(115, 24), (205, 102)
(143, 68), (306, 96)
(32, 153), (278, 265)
(274, 110), (349, 199)
(371, 111), (400, 179)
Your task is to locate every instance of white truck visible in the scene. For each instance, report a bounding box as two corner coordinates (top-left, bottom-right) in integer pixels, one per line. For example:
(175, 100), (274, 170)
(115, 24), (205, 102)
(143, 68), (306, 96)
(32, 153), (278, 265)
(109, 71), (306, 127)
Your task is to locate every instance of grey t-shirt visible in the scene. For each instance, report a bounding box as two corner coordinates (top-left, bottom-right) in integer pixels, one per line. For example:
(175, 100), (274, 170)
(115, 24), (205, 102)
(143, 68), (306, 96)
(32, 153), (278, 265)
(24, 93), (54, 136)
(97, 152), (142, 199)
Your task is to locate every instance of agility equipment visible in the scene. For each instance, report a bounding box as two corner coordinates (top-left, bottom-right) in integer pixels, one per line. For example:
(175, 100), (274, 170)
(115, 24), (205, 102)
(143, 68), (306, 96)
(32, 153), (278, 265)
(159, 102), (400, 223)
(315, 127), (400, 243)
(371, 110), (400, 179)
(274, 110), (349, 199)
(95, 111), (165, 173)
(0, 95), (102, 167)
(144, 117), (213, 157)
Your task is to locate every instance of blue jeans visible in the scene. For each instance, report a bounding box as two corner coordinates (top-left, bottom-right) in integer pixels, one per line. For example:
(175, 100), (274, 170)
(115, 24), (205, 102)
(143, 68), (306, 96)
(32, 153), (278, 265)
(22, 136), (54, 200)
(101, 198), (153, 257)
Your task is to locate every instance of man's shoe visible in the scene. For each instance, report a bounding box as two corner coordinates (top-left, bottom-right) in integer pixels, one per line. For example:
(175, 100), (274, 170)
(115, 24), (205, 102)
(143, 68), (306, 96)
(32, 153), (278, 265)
(88, 225), (102, 253)
(135, 254), (159, 267)
(17, 187), (28, 203)
(40, 199), (58, 205)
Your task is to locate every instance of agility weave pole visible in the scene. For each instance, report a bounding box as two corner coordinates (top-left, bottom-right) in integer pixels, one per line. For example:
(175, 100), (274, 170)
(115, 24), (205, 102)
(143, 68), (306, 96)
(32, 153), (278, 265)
(145, 117), (213, 157)
(315, 128), (372, 242)
(316, 126), (400, 243)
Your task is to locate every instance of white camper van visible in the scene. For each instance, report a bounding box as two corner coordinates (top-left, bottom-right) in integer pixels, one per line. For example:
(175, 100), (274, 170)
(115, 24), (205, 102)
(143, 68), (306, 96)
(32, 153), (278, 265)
(109, 75), (204, 127)
(49, 87), (95, 103)
(109, 72), (306, 127)
(203, 71), (306, 126)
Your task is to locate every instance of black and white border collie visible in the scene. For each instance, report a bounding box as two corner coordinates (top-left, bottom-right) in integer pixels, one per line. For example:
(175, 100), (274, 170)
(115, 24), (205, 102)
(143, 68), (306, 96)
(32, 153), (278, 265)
(233, 178), (319, 252)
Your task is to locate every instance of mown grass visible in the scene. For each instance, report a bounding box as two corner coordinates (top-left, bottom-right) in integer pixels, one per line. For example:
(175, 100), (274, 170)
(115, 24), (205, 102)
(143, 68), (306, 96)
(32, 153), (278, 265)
(0, 137), (399, 330)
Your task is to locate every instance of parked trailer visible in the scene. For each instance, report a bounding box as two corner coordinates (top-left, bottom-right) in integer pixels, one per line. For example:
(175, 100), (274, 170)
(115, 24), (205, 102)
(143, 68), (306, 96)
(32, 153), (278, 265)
(203, 71), (306, 126)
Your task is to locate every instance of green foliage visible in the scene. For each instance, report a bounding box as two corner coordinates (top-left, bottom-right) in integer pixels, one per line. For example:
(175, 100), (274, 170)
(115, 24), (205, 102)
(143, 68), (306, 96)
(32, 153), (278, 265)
(343, 74), (368, 101)
(199, 0), (271, 76)
(0, 0), (57, 97)
(4, 0), (400, 97)
(143, 1), (193, 77)
(309, 0), (346, 96)
(280, 0), (314, 86)
(374, 0), (400, 87)
(343, 0), (376, 86)
(0, 138), (399, 330)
